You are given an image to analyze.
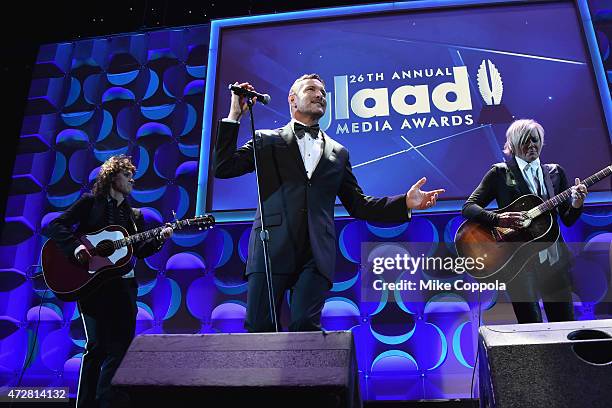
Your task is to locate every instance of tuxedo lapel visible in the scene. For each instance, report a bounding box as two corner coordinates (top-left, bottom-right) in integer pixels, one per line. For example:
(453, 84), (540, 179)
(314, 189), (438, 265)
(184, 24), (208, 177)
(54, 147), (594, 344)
(310, 131), (334, 180)
(279, 123), (308, 179)
(508, 157), (533, 196)
(542, 164), (555, 199)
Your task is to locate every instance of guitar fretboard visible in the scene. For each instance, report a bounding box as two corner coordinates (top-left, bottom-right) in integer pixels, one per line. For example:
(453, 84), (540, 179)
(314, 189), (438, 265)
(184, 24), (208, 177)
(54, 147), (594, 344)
(528, 165), (611, 218)
(113, 226), (168, 249)
(111, 217), (212, 249)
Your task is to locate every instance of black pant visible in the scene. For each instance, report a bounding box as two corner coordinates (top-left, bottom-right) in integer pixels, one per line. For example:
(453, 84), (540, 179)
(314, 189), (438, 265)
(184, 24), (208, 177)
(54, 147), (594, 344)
(245, 255), (331, 332)
(77, 278), (138, 408)
(506, 260), (574, 324)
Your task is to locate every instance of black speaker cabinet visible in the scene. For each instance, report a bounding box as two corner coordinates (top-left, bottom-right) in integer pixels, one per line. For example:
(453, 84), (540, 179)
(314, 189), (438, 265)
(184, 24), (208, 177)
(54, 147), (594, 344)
(112, 330), (362, 407)
(479, 319), (612, 408)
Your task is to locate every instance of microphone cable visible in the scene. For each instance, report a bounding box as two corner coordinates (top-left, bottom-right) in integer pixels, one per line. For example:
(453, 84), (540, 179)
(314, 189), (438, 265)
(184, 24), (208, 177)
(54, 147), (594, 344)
(470, 289), (482, 408)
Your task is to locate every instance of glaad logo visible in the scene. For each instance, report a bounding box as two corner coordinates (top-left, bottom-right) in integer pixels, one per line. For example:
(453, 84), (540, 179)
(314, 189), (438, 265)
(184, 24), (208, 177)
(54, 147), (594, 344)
(329, 67), (472, 120)
(320, 60), (505, 132)
(477, 59), (503, 106)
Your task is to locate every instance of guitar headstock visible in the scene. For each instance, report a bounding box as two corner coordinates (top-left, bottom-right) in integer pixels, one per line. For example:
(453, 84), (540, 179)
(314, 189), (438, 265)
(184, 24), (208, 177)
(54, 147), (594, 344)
(187, 214), (215, 230)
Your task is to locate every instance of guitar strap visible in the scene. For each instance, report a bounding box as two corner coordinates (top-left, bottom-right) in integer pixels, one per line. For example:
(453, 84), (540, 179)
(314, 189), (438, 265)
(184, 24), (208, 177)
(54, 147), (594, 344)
(129, 209), (139, 233)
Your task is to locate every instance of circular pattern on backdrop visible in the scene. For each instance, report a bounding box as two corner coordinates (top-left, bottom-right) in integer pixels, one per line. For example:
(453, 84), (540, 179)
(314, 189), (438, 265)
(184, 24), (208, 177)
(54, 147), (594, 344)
(150, 277), (182, 321)
(366, 221), (408, 238)
(200, 228), (233, 270)
(238, 228), (251, 264)
(443, 215), (466, 255)
(321, 297), (361, 331)
(371, 350), (419, 374)
(338, 221), (369, 263)
(211, 301), (247, 333)
(153, 143), (181, 179)
(186, 274), (218, 321)
(49, 152), (67, 185)
(40, 327), (73, 371)
(165, 252), (206, 274)
(452, 321), (474, 369)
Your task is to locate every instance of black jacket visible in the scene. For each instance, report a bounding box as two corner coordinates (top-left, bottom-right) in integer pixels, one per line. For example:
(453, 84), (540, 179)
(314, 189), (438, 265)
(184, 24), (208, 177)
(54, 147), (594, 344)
(48, 193), (163, 263)
(214, 120), (410, 280)
(462, 156), (582, 229)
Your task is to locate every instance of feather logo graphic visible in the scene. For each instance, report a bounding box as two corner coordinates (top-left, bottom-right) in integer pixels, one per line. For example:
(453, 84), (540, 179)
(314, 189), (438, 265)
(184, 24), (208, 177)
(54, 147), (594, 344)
(477, 59), (503, 106)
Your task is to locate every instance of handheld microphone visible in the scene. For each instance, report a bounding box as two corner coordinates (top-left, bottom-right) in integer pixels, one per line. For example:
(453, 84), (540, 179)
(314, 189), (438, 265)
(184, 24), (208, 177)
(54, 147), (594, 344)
(228, 84), (271, 105)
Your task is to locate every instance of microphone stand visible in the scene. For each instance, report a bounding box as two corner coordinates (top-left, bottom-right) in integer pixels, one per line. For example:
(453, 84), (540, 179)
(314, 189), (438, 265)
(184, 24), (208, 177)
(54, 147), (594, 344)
(246, 98), (279, 332)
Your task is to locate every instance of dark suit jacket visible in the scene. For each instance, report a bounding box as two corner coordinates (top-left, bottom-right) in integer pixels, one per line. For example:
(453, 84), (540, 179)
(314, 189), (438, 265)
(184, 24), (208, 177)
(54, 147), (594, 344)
(462, 156), (582, 265)
(214, 120), (410, 280)
(48, 193), (162, 270)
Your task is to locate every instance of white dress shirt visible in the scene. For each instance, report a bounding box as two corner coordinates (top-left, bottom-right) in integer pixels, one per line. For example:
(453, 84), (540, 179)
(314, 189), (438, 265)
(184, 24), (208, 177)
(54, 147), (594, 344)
(222, 118), (324, 178)
(291, 119), (324, 178)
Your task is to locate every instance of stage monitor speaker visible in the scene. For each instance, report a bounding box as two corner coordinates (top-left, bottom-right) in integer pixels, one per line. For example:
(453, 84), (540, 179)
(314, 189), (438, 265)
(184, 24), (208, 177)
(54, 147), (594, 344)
(478, 319), (612, 408)
(112, 330), (361, 407)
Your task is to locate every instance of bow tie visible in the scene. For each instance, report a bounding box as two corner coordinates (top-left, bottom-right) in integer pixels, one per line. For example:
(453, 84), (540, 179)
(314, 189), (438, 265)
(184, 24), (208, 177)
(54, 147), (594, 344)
(294, 122), (320, 139)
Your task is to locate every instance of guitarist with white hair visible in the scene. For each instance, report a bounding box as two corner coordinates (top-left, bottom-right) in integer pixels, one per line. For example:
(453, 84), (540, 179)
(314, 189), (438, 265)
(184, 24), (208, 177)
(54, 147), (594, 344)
(462, 119), (588, 324)
(47, 154), (173, 408)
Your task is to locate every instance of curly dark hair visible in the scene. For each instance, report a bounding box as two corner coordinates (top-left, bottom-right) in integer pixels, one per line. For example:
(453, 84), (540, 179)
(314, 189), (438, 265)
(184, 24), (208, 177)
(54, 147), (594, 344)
(92, 155), (136, 197)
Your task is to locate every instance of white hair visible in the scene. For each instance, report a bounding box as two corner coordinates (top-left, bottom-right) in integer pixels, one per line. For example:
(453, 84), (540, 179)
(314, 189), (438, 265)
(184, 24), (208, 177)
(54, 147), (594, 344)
(503, 119), (545, 156)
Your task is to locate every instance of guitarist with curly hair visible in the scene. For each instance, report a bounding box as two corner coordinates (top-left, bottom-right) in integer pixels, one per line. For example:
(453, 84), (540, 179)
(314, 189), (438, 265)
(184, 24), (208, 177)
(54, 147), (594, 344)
(47, 155), (173, 408)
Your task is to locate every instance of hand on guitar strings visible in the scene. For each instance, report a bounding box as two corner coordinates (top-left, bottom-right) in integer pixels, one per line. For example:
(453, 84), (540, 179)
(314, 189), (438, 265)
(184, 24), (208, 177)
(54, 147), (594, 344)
(497, 212), (526, 229)
(75, 247), (92, 265)
(571, 178), (588, 208)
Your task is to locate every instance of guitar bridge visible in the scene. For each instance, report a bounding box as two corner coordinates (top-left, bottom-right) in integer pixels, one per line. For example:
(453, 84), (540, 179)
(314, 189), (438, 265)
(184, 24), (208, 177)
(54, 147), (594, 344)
(493, 227), (514, 242)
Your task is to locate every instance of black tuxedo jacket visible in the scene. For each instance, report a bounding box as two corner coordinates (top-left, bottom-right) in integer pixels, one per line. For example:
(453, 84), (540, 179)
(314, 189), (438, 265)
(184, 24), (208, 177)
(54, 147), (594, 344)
(462, 156), (582, 243)
(214, 120), (410, 280)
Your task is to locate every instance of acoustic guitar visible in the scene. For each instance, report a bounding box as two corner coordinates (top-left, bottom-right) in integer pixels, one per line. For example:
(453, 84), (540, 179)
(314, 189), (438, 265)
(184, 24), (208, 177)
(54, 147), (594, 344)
(455, 165), (611, 283)
(42, 215), (215, 301)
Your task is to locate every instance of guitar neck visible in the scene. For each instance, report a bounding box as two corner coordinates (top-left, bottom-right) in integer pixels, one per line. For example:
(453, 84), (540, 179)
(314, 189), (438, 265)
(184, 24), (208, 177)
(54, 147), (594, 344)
(529, 165), (612, 217)
(115, 219), (189, 249)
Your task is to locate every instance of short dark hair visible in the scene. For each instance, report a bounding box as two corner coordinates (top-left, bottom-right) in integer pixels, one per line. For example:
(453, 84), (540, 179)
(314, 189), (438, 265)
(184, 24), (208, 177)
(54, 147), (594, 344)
(289, 74), (325, 94)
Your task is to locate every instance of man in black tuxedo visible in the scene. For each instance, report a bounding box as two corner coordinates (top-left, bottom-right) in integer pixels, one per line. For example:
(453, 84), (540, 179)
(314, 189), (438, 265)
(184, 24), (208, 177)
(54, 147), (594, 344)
(462, 119), (588, 323)
(215, 74), (444, 332)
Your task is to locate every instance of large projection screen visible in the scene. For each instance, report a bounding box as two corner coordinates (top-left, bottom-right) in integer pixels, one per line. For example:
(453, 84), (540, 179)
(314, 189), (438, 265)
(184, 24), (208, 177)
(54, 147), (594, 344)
(197, 0), (612, 219)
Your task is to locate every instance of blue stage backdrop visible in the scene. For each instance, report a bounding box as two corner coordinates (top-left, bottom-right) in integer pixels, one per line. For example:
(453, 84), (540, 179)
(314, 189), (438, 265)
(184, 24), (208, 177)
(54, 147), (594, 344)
(199, 0), (612, 216)
(0, 0), (611, 402)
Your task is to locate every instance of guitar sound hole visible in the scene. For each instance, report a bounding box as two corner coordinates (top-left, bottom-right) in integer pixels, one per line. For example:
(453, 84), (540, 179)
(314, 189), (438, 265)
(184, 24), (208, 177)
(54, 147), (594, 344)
(95, 240), (115, 257)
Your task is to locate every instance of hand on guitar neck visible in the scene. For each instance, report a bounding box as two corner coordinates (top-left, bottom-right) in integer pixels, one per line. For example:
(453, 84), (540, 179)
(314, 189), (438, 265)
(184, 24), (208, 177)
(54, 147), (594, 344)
(74, 225), (174, 265)
(571, 177), (588, 208)
(159, 224), (174, 240)
(43, 214), (214, 301)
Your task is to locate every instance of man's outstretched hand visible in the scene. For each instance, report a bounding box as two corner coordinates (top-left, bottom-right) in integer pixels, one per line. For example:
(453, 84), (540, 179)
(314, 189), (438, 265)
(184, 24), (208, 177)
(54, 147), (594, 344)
(406, 177), (445, 210)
